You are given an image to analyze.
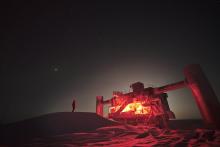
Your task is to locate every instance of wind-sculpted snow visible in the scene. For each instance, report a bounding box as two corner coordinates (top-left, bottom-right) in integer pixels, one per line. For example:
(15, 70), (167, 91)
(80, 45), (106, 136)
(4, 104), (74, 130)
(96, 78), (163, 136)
(24, 125), (220, 147)
(1, 113), (219, 146)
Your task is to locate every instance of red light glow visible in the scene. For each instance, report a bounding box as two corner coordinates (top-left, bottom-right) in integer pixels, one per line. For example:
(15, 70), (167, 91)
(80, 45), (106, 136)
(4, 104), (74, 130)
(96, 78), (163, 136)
(121, 102), (151, 114)
(109, 101), (151, 115)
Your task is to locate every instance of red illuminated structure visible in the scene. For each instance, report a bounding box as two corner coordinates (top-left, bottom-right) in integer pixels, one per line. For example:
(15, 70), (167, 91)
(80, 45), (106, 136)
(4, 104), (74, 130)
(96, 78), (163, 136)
(96, 64), (220, 128)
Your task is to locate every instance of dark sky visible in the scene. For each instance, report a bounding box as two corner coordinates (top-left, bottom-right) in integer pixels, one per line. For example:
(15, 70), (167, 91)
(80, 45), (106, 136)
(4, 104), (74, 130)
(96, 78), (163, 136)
(1, 1), (220, 123)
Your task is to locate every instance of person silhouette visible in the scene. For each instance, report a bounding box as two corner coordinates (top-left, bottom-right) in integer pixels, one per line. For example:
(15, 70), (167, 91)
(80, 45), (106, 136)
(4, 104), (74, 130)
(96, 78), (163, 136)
(72, 99), (76, 112)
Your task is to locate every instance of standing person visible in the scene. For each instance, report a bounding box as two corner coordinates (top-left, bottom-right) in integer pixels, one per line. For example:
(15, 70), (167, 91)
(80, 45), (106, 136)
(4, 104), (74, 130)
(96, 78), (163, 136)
(72, 99), (76, 112)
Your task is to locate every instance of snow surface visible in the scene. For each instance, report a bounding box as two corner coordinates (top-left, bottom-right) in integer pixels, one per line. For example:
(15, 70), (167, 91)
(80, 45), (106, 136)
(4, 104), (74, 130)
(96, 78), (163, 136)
(24, 125), (220, 147)
(1, 112), (220, 146)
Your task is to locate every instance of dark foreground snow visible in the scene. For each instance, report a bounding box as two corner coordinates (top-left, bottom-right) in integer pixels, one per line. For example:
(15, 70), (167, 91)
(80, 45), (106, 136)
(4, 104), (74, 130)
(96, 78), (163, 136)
(0, 112), (219, 146)
(24, 125), (220, 147)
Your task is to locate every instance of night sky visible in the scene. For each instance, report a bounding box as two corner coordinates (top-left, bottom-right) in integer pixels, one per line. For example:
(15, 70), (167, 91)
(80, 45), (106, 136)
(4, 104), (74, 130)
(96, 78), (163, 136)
(1, 1), (220, 123)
